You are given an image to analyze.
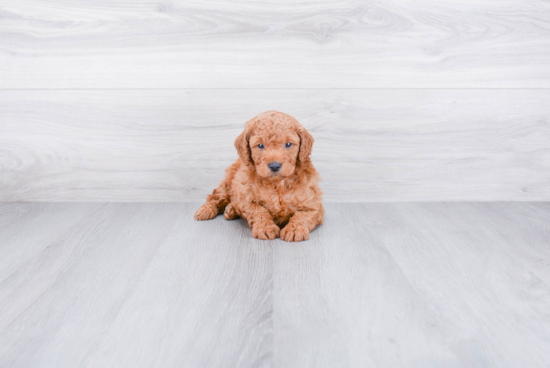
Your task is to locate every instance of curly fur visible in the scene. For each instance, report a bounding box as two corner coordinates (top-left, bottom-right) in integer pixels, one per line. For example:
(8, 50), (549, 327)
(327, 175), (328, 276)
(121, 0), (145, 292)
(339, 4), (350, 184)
(194, 111), (324, 242)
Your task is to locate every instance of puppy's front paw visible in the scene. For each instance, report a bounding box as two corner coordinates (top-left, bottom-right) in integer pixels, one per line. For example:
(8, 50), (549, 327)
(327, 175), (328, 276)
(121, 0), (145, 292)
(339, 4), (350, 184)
(281, 224), (310, 242)
(252, 222), (280, 240)
(194, 202), (218, 221)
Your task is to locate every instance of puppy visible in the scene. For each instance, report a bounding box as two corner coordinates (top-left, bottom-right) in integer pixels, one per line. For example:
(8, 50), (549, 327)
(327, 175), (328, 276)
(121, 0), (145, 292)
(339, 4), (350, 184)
(194, 111), (324, 242)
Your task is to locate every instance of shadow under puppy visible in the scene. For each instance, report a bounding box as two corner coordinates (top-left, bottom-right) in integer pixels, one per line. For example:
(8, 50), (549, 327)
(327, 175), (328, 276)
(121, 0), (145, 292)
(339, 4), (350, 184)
(195, 111), (324, 242)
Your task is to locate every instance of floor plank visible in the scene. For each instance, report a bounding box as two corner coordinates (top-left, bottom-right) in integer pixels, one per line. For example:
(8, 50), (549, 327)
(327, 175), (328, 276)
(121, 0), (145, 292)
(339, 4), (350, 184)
(0, 203), (273, 368)
(0, 203), (105, 283)
(0, 202), (549, 367)
(2, 0), (550, 88)
(273, 204), (460, 368)
(273, 203), (550, 367)
(80, 206), (272, 368)
(361, 203), (550, 367)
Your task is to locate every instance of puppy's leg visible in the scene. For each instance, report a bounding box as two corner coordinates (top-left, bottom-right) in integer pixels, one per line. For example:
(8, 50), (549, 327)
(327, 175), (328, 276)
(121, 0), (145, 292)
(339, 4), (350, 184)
(223, 203), (238, 220)
(194, 187), (229, 221)
(195, 163), (239, 221)
(281, 210), (323, 242)
(241, 203), (280, 240)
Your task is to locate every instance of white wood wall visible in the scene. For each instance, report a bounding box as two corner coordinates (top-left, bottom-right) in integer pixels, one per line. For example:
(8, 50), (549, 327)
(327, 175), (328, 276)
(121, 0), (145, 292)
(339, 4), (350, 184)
(1, 0), (549, 202)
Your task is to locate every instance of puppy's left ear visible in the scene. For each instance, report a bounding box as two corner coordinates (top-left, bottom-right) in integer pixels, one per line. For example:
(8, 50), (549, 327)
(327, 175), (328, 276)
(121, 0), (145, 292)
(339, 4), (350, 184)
(298, 127), (314, 163)
(234, 124), (254, 166)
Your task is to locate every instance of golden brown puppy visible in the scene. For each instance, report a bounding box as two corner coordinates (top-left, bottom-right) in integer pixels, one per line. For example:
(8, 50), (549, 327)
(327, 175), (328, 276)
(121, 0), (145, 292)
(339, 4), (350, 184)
(194, 111), (324, 242)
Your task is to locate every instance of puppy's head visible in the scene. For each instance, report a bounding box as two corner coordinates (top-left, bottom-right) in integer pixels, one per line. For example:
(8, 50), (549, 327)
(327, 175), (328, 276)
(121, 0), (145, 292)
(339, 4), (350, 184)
(235, 111), (314, 179)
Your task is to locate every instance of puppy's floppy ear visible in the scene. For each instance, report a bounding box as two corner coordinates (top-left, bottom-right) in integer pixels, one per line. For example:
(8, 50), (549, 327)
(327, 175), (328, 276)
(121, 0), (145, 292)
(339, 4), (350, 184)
(298, 126), (314, 163)
(234, 123), (254, 166)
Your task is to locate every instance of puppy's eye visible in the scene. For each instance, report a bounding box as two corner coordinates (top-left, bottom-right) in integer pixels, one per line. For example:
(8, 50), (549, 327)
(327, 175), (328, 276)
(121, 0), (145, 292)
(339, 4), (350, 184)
(257, 144), (264, 149)
(285, 142), (292, 148)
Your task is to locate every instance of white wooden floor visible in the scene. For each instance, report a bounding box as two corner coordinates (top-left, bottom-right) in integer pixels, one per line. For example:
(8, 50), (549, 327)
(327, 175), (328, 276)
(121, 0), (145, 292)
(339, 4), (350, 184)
(0, 202), (549, 368)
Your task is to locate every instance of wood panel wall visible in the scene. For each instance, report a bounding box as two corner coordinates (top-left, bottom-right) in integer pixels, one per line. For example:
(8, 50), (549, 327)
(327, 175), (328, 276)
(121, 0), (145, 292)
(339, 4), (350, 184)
(1, 0), (549, 202)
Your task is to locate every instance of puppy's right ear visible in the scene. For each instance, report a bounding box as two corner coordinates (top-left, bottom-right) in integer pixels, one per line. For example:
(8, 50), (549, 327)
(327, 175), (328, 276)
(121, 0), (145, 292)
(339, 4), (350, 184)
(234, 124), (253, 166)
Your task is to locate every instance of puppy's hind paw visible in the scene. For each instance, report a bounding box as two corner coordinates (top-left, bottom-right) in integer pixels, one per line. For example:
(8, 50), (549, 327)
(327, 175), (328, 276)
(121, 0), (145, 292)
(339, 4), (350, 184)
(194, 202), (218, 221)
(224, 203), (238, 220)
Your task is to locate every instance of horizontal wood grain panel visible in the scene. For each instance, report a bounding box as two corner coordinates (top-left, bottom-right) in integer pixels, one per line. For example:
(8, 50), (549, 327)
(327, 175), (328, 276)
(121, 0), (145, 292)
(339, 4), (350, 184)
(1, 0), (550, 88)
(1, 89), (549, 201)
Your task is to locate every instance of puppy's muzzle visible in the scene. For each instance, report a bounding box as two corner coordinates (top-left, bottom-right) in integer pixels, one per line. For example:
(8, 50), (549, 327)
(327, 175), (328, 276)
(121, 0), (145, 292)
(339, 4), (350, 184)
(268, 162), (282, 172)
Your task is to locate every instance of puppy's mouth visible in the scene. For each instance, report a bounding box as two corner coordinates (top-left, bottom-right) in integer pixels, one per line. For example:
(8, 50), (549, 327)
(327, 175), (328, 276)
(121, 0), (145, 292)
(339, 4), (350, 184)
(265, 169), (286, 179)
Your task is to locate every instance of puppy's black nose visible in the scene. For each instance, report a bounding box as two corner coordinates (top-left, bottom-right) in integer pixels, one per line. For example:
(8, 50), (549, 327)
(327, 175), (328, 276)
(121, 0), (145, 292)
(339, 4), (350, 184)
(268, 162), (282, 172)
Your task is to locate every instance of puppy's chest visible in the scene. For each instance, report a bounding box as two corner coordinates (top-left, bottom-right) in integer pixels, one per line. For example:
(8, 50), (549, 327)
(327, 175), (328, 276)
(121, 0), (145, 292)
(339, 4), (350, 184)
(259, 186), (297, 222)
